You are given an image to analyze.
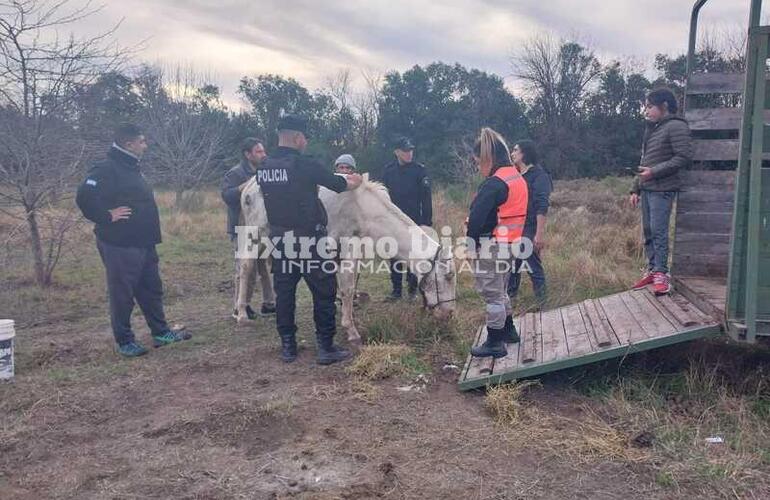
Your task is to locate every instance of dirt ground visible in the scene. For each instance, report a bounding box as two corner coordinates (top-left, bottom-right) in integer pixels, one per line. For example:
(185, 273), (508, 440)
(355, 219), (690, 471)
(2, 186), (769, 499)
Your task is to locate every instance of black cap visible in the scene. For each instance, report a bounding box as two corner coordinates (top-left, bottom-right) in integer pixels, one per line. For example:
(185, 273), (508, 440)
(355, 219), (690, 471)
(394, 136), (415, 151)
(277, 114), (309, 136)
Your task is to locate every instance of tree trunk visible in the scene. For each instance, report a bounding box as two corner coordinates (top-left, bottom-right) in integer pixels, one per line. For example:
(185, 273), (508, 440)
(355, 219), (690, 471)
(26, 207), (51, 287)
(175, 188), (185, 209)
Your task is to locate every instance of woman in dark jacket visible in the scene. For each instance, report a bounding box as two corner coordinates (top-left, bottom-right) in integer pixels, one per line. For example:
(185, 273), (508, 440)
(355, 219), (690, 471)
(629, 88), (692, 295)
(507, 140), (552, 306)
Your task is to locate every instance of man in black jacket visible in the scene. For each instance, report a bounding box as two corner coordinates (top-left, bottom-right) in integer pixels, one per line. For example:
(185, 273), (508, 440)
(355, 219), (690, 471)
(380, 137), (433, 301)
(221, 137), (275, 320)
(76, 124), (190, 357)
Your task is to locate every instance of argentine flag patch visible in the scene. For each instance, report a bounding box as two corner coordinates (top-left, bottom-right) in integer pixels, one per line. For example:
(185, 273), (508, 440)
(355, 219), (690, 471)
(85, 179), (97, 187)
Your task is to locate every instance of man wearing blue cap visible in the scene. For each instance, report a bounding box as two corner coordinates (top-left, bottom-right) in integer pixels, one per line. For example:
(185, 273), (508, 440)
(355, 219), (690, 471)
(257, 115), (363, 364)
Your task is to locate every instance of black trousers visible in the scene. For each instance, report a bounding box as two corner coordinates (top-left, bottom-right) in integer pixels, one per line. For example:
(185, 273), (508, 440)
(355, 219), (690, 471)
(388, 259), (418, 296)
(97, 239), (169, 345)
(271, 237), (337, 345)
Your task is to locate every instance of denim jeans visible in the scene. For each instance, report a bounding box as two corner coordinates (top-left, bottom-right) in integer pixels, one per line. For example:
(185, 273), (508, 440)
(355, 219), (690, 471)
(641, 190), (676, 274)
(507, 249), (546, 305)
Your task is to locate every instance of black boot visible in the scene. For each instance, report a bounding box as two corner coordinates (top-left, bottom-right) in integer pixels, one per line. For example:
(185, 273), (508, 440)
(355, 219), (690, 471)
(279, 333), (297, 363)
(502, 315), (520, 344)
(471, 327), (508, 358)
(317, 334), (351, 365)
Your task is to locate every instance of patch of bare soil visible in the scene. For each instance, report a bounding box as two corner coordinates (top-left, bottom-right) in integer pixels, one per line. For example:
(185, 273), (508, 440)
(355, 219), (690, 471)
(2, 260), (767, 499)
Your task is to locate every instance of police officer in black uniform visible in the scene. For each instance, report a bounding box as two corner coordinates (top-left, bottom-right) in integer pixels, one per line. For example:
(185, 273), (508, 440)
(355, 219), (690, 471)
(75, 123), (191, 357)
(380, 137), (433, 301)
(257, 115), (363, 364)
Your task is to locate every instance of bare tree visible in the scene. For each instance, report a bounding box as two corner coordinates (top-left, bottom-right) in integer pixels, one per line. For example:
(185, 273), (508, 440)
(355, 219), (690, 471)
(325, 69), (352, 111)
(353, 68), (382, 148)
(0, 0), (128, 286)
(511, 33), (602, 176)
(324, 67), (383, 150)
(448, 136), (477, 183)
(137, 64), (228, 208)
(512, 33), (602, 124)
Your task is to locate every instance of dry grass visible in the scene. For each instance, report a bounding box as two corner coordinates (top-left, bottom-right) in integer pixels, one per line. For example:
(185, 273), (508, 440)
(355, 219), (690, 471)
(349, 378), (382, 404)
(345, 343), (413, 380)
(486, 382), (651, 463)
(485, 381), (542, 425)
(155, 190), (225, 240)
(486, 352), (770, 493)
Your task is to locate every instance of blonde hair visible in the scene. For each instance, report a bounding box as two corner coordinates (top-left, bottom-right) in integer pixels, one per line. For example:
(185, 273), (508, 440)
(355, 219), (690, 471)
(475, 127), (511, 174)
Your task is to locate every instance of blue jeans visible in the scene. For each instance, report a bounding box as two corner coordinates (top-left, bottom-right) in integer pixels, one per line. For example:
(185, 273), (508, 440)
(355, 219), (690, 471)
(641, 190), (676, 274)
(507, 248), (546, 305)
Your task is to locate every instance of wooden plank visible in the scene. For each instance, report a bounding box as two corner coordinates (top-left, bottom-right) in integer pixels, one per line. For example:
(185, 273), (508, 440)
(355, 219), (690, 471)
(520, 313), (539, 364)
(459, 325), (483, 382)
(672, 254), (729, 277)
(674, 232), (731, 245)
(618, 291), (666, 340)
(627, 290), (678, 337)
(675, 212), (733, 234)
(677, 200), (734, 214)
(678, 191), (735, 204)
(693, 140), (767, 161)
(464, 326), (495, 381)
(561, 303), (593, 356)
(672, 239), (730, 258)
(675, 276), (727, 320)
(535, 311), (543, 364)
(580, 300), (616, 348)
(640, 291), (684, 329)
(458, 322), (723, 391)
(687, 72), (745, 95)
(540, 308), (569, 362)
(597, 293), (642, 345)
(670, 293), (715, 324)
(680, 170), (736, 187)
(686, 107), (751, 131)
(492, 317), (522, 375)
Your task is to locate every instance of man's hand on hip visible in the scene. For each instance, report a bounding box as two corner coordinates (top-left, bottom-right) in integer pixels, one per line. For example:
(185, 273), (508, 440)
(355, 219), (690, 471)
(109, 206), (132, 222)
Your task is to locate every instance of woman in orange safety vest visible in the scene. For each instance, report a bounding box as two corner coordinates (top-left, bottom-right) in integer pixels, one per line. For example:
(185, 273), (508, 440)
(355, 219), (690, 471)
(466, 128), (529, 358)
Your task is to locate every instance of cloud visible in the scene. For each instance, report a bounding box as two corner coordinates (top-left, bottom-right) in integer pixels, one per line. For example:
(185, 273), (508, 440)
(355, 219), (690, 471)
(69, 0), (750, 107)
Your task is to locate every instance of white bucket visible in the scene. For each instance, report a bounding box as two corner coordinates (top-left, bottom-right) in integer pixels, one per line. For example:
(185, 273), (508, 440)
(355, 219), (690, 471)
(0, 319), (15, 381)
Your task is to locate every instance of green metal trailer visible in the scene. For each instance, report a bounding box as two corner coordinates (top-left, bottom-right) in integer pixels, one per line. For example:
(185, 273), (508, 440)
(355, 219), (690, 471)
(460, 0), (770, 391)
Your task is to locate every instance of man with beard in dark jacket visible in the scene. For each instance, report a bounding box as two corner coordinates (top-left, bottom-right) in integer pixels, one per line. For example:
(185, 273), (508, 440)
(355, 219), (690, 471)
(629, 88), (692, 296)
(76, 123), (191, 357)
(380, 137), (433, 301)
(221, 137), (275, 320)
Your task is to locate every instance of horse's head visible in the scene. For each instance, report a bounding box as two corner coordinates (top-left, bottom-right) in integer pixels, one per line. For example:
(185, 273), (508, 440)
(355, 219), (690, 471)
(419, 245), (456, 320)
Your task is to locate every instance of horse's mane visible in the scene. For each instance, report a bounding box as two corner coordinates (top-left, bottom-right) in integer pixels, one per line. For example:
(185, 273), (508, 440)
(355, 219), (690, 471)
(358, 179), (421, 228)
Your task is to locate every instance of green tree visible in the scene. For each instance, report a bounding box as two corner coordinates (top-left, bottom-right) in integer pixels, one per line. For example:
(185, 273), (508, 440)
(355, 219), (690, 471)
(377, 62), (528, 181)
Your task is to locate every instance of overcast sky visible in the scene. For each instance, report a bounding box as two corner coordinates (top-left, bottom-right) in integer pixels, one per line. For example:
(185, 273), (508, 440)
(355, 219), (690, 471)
(72, 0), (754, 108)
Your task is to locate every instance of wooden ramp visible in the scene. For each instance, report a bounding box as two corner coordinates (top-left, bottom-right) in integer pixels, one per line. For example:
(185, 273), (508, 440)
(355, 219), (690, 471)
(458, 289), (722, 391)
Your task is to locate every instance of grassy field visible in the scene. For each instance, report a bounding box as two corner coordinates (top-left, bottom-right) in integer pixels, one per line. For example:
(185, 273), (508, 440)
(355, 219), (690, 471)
(1, 179), (769, 499)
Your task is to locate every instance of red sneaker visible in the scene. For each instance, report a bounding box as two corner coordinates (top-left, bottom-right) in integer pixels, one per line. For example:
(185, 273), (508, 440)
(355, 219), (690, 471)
(632, 271), (655, 290)
(652, 272), (671, 295)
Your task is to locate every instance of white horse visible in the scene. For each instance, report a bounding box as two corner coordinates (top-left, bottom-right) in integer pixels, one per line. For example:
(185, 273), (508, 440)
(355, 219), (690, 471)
(234, 176), (456, 343)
